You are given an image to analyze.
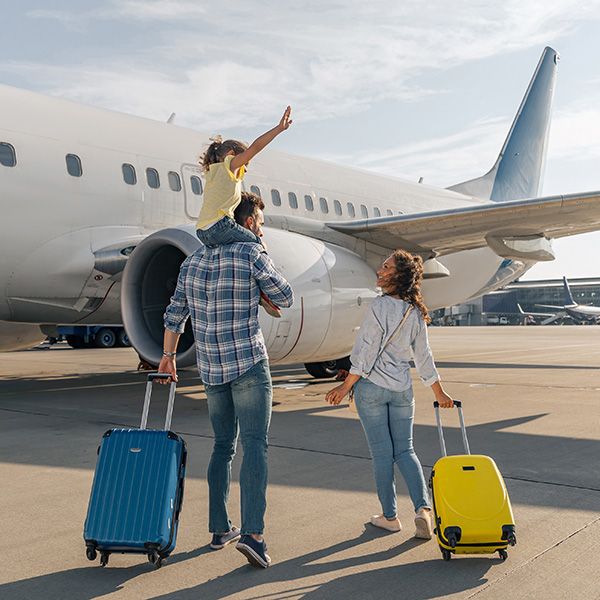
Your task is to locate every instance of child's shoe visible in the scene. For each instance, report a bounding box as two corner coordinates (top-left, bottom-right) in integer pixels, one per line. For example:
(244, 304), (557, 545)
(260, 294), (281, 318)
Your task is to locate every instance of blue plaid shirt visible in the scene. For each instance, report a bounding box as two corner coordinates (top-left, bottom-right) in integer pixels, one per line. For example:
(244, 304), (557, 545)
(164, 242), (294, 385)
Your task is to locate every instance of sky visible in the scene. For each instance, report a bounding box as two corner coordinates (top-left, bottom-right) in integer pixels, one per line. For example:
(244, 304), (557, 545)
(2, 1), (600, 281)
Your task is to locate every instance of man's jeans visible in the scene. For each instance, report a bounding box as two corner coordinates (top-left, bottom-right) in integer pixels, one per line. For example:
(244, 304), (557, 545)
(354, 378), (430, 519)
(205, 360), (272, 535)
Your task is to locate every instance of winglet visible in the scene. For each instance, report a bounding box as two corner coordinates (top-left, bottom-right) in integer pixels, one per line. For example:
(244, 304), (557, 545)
(563, 276), (576, 306)
(448, 47), (559, 202)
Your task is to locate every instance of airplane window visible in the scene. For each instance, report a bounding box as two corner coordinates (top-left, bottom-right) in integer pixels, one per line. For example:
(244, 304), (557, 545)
(168, 171), (182, 192)
(386, 209), (393, 216)
(288, 192), (298, 209)
(66, 154), (83, 177)
(334, 200), (342, 216)
(361, 205), (368, 218)
(304, 195), (314, 211)
(374, 207), (381, 217)
(271, 189), (282, 207)
(146, 167), (160, 189)
(191, 176), (203, 195)
(347, 202), (355, 217)
(250, 185), (261, 197)
(0, 142), (16, 167)
(320, 197), (329, 214)
(122, 164), (137, 185)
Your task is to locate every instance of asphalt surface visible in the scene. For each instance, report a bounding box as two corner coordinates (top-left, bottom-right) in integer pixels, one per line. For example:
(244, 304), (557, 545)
(1, 326), (599, 600)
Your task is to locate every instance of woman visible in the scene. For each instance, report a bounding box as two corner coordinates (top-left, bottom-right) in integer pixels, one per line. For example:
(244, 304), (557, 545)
(325, 250), (454, 539)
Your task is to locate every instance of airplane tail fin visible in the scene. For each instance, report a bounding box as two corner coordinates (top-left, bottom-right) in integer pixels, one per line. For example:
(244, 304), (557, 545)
(448, 47), (559, 202)
(563, 276), (576, 306)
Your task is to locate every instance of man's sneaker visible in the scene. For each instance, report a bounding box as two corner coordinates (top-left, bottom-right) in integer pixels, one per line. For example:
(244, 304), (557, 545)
(260, 294), (281, 318)
(414, 508), (434, 539)
(236, 535), (272, 568)
(210, 526), (241, 550)
(370, 514), (401, 532)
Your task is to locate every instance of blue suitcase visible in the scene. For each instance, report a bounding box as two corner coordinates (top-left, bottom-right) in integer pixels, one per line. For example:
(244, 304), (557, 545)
(84, 374), (187, 568)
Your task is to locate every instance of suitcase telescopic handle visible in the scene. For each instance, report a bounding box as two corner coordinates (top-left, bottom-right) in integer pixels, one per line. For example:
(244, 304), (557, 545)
(433, 400), (471, 457)
(141, 374), (177, 431)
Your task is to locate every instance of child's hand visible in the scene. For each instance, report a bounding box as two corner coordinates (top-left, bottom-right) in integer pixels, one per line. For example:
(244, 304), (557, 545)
(279, 106), (292, 131)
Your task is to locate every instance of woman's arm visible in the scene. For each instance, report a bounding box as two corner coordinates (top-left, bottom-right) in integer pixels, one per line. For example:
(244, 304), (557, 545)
(325, 373), (361, 405)
(430, 380), (454, 407)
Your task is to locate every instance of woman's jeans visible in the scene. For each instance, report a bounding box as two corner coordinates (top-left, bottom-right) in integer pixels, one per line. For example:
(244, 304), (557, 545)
(197, 216), (261, 247)
(354, 378), (430, 519)
(204, 360), (272, 535)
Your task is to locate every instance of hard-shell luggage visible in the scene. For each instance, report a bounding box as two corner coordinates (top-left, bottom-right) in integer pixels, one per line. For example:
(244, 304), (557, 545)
(83, 374), (187, 568)
(430, 401), (516, 561)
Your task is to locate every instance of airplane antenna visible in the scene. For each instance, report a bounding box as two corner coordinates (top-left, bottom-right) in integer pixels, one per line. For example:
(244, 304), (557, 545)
(167, 113), (176, 124)
(418, 177), (423, 184)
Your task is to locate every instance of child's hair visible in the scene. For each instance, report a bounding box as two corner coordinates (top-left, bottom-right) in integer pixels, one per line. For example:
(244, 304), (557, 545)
(200, 135), (248, 171)
(387, 249), (431, 324)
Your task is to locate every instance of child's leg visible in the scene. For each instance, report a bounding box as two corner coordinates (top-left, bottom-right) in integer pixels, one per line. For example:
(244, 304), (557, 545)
(197, 217), (261, 247)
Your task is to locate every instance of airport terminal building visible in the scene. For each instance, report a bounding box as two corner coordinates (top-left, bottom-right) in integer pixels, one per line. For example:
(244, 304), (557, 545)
(432, 277), (600, 326)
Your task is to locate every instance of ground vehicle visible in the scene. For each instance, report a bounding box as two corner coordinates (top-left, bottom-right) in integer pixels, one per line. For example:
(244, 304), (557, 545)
(57, 326), (130, 349)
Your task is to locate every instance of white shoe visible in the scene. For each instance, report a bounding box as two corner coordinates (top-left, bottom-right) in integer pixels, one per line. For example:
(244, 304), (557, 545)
(370, 514), (401, 532)
(414, 508), (434, 539)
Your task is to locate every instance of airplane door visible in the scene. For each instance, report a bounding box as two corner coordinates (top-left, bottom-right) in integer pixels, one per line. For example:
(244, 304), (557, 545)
(181, 163), (205, 221)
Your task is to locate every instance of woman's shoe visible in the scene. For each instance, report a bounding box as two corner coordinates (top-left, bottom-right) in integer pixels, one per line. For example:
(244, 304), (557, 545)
(370, 514), (401, 532)
(414, 508), (434, 539)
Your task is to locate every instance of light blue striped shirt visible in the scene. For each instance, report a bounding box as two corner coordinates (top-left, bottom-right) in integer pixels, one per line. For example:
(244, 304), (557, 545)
(349, 295), (439, 391)
(164, 242), (293, 385)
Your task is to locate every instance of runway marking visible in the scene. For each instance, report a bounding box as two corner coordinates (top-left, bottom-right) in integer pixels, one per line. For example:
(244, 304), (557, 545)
(438, 342), (600, 361)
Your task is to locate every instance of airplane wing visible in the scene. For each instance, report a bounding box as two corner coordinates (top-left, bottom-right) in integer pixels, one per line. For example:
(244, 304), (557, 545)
(326, 191), (600, 257)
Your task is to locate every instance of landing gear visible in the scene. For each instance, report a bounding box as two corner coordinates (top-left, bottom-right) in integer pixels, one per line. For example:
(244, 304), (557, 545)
(304, 357), (351, 379)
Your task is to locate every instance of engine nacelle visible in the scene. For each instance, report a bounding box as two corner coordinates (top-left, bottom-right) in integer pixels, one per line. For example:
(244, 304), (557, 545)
(121, 225), (379, 368)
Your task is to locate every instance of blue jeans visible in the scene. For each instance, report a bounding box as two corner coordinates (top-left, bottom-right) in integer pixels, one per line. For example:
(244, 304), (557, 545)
(354, 378), (431, 519)
(204, 360), (272, 535)
(196, 216), (261, 247)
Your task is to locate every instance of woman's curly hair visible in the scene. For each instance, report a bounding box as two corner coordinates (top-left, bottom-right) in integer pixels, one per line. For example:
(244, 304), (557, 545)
(200, 136), (248, 171)
(385, 250), (430, 324)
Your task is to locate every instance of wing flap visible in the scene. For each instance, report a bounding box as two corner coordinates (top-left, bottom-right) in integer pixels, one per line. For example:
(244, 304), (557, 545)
(326, 191), (600, 256)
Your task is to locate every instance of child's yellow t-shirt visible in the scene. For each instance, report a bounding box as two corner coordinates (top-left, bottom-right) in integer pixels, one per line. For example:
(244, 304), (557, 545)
(195, 154), (246, 230)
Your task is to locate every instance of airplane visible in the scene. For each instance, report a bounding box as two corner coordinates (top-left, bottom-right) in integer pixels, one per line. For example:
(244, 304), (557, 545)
(518, 277), (600, 325)
(3, 46), (600, 377)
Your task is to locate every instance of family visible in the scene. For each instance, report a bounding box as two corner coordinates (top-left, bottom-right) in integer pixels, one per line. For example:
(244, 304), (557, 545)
(158, 107), (455, 569)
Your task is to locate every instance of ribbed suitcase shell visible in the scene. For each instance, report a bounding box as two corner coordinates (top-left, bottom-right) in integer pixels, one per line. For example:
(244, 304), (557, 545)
(84, 428), (186, 559)
(430, 454), (515, 554)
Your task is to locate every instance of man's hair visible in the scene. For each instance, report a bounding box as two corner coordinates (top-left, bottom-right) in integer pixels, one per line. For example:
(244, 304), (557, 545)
(234, 191), (265, 226)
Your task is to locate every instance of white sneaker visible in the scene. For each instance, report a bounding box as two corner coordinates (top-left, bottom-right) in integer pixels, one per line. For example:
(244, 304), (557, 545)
(370, 514), (401, 532)
(414, 508), (434, 539)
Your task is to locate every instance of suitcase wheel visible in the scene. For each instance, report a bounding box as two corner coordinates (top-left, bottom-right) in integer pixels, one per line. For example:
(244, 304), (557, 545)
(156, 556), (168, 569)
(442, 548), (452, 561)
(86, 547), (97, 561)
(498, 549), (508, 561)
(100, 553), (109, 567)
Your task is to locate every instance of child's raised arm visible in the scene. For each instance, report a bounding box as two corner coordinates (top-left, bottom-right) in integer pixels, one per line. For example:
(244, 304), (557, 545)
(230, 107), (292, 173)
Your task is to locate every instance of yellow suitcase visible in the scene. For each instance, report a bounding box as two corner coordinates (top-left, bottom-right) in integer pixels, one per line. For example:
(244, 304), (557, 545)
(430, 401), (516, 561)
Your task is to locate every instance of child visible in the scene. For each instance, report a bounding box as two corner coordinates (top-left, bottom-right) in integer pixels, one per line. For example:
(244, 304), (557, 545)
(195, 107), (292, 318)
(195, 106), (292, 248)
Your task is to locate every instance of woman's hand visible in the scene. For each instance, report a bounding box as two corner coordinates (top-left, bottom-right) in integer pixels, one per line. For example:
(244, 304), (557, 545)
(325, 383), (351, 405)
(431, 381), (454, 408)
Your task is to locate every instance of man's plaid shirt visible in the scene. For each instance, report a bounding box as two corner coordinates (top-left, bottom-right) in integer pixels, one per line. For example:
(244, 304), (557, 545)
(164, 242), (294, 385)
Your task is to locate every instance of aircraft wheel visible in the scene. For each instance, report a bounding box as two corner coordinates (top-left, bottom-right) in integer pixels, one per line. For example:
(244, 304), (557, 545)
(304, 361), (339, 378)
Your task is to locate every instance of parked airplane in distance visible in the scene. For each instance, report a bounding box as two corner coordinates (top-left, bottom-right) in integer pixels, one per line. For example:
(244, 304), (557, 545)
(519, 277), (600, 325)
(2, 47), (600, 376)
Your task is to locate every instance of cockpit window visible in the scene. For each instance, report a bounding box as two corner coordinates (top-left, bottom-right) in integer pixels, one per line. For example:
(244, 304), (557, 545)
(0, 142), (16, 167)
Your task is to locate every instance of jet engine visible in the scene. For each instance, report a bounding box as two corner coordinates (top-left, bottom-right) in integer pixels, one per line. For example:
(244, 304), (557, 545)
(121, 224), (379, 370)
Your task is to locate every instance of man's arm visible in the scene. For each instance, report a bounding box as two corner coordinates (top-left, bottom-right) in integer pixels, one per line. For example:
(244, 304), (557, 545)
(252, 250), (294, 308)
(157, 329), (181, 383)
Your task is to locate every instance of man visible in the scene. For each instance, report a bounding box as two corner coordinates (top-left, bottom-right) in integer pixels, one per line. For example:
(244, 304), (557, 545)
(158, 192), (293, 568)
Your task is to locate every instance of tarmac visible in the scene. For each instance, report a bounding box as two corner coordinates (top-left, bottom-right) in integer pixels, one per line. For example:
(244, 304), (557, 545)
(1, 326), (599, 600)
